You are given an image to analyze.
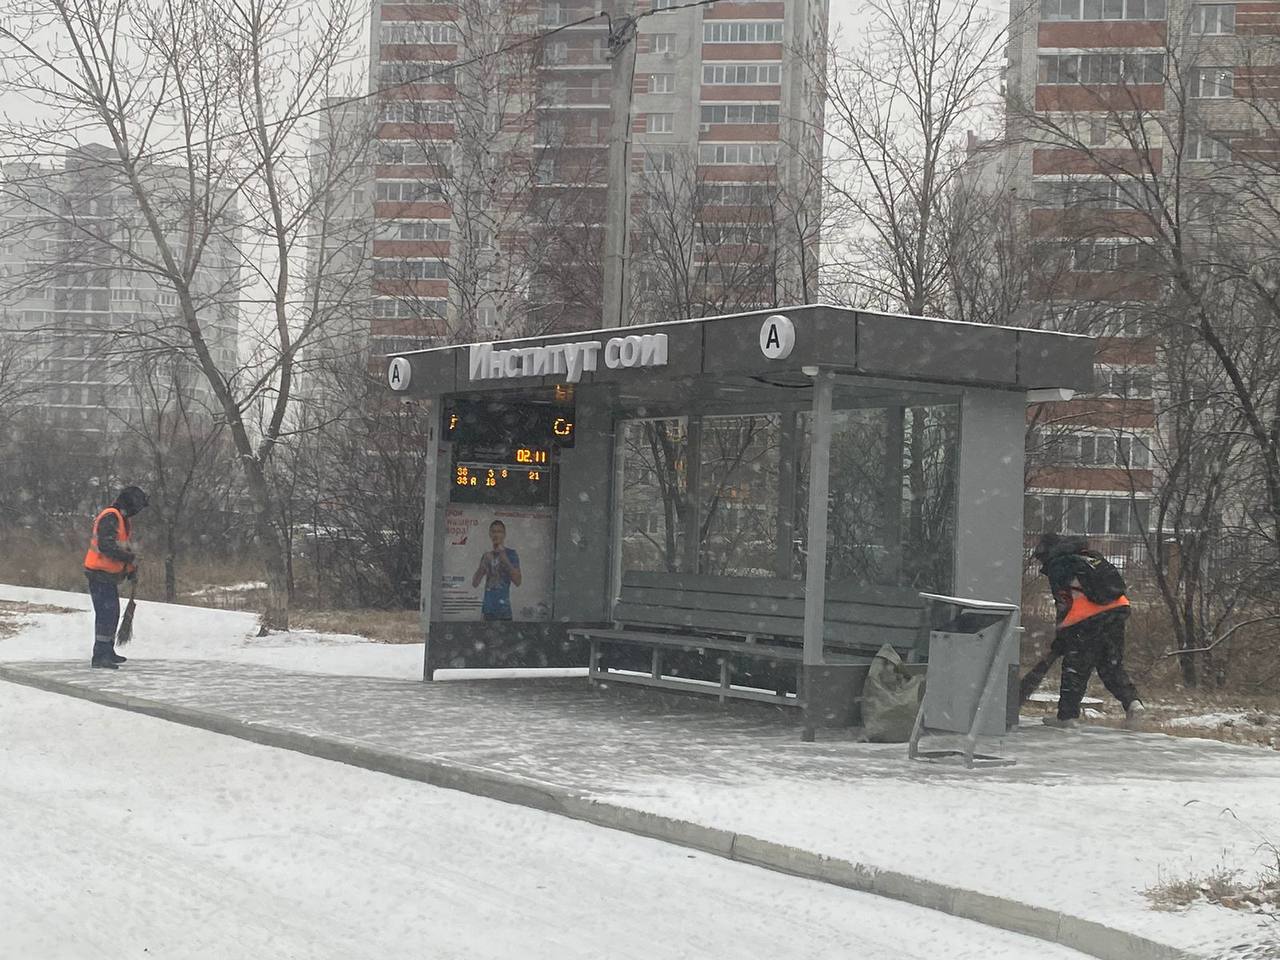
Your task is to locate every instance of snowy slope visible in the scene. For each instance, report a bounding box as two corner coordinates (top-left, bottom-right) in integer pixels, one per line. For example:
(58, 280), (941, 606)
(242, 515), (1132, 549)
(0, 582), (428, 679)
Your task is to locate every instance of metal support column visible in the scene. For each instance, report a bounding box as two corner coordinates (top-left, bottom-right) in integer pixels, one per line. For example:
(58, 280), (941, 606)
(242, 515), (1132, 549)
(419, 404), (440, 681)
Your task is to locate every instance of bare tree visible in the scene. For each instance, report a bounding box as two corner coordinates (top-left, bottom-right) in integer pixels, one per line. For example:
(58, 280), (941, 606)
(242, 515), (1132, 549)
(823, 0), (1006, 316)
(110, 356), (230, 601)
(0, 0), (372, 629)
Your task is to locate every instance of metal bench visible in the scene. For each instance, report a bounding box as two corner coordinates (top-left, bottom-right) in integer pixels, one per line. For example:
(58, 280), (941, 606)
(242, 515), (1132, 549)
(571, 572), (923, 709)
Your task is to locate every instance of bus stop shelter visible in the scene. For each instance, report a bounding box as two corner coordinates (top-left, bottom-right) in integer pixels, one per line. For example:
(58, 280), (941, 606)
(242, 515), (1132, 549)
(385, 305), (1093, 734)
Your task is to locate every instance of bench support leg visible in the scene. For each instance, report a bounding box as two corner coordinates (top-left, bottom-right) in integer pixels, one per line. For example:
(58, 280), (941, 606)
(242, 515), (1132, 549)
(719, 658), (730, 705)
(588, 638), (601, 687)
(651, 647), (662, 681)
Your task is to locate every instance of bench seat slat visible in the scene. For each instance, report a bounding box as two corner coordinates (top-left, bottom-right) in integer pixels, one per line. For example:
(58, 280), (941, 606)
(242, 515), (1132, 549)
(621, 571), (921, 609)
(609, 603), (918, 651)
(616, 587), (922, 630)
(572, 628), (806, 661)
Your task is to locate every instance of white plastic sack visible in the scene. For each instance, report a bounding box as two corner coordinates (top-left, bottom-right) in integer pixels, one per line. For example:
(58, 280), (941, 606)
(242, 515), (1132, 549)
(861, 644), (924, 743)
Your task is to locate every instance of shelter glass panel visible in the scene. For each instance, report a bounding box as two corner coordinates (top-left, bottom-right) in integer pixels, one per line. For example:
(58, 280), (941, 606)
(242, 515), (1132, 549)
(697, 414), (783, 577)
(796, 396), (958, 593)
(620, 418), (689, 573)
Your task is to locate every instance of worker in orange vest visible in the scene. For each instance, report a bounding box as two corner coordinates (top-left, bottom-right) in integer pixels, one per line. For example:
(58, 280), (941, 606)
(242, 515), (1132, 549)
(83, 486), (148, 669)
(1032, 533), (1144, 728)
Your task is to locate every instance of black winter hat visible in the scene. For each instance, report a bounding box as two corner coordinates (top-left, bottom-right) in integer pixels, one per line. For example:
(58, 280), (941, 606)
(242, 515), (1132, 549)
(116, 486), (149, 515)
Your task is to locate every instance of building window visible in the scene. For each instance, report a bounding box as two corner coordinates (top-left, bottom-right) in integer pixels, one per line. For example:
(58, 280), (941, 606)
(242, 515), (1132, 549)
(542, 1), (568, 26)
(1192, 3), (1235, 33)
(652, 0), (676, 8)
(378, 100), (453, 124)
(375, 180), (444, 203)
(1041, 0), (1165, 18)
(702, 21), (784, 43)
(698, 143), (777, 164)
(373, 258), (449, 280)
(1092, 365), (1155, 398)
(697, 183), (775, 206)
(1191, 67), (1234, 98)
(1088, 119), (1108, 145)
(379, 22), (457, 45)
(1038, 52), (1164, 85)
(646, 113), (674, 133)
(702, 63), (783, 85)
(1031, 180), (1124, 208)
(1025, 493), (1150, 536)
(545, 40), (569, 65)
(643, 151), (676, 174)
(1036, 430), (1152, 468)
(649, 73), (674, 93)
(376, 140), (451, 167)
(380, 219), (451, 241)
(380, 61), (455, 86)
(700, 103), (780, 125)
(650, 33), (675, 54)
(369, 297), (447, 319)
(1071, 241), (1159, 272)
(1186, 132), (1232, 160)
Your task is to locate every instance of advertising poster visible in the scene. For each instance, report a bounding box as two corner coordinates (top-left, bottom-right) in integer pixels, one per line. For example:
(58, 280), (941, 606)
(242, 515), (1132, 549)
(440, 503), (555, 622)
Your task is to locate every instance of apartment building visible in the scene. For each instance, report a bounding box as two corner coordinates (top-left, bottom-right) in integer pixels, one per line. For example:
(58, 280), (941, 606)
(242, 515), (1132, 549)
(365, 0), (829, 355)
(0, 147), (241, 441)
(1000, 0), (1247, 564)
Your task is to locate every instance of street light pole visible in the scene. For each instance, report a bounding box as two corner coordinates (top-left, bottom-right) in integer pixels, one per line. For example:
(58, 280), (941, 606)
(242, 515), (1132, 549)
(601, 8), (638, 329)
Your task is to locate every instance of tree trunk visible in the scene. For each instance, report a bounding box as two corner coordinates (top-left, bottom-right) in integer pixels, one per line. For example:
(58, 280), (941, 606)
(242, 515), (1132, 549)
(164, 525), (177, 603)
(256, 514), (291, 632)
(242, 459), (290, 632)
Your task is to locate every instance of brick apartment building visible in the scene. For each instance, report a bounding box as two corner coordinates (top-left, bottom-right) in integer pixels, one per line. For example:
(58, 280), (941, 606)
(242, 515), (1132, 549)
(999, 0), (1260, 566)
(364, 0), (829, 357)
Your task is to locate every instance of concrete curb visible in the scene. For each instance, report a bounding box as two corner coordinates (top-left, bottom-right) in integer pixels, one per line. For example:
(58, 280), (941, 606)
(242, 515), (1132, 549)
(1, 665), (1198, 960)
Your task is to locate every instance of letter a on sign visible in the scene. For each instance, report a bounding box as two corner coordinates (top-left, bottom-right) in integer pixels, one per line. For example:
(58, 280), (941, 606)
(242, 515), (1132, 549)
(760, 314), (795, 360)
(388, 357), (412, 391)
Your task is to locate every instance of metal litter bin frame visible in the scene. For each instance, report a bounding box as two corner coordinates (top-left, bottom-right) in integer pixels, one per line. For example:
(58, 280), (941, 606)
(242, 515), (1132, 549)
(908, 593), (1021, 769)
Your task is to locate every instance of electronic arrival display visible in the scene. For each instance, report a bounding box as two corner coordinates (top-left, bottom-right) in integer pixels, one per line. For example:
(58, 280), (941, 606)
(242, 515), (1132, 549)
(445, 400), (568, 507)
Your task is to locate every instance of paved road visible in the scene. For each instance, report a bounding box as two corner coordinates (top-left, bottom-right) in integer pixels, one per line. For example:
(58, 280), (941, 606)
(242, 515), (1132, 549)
(0, 682), (1092, 960)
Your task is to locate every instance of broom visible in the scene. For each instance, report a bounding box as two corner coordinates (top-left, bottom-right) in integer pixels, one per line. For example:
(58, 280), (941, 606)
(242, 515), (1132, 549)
(115, 577), (138, 646)
(1019, 647), (1062, 705)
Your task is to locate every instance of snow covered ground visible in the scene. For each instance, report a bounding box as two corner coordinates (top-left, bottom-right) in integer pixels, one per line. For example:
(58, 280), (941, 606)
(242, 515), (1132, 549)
(4, 583), (1278, 958)
(0, 582), (586, 681)
(0, 582), (429, 679)
(0, 681), (1094, 960)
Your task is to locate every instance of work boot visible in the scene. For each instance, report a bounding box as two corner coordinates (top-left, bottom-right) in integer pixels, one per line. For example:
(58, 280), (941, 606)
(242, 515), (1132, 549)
(1124, 699), (1146, 728)
(91, 640), (119, 670)
(1042, 716), (1077, 728)
(109, 647), (127, 664)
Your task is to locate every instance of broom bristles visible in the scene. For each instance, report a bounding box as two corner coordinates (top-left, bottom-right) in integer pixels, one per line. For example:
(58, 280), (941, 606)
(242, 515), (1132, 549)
(116, 601), (136, 646)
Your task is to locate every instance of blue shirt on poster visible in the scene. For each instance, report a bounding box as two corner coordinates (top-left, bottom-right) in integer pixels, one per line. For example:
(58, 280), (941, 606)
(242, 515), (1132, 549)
(480, 548), (519, 618)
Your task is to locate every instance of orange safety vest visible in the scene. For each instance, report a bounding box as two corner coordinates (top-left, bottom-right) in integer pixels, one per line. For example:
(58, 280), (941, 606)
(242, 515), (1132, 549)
(84, 507), (133, 575)
(1060, 587), (1129, 629)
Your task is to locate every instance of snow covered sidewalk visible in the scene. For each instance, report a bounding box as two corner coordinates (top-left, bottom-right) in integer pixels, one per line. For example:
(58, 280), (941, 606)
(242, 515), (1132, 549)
(2, 585), (1278, 960)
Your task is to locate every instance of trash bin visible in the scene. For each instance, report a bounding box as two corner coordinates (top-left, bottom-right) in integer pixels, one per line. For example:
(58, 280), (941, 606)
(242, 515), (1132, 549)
(909, 593), (1021, 768)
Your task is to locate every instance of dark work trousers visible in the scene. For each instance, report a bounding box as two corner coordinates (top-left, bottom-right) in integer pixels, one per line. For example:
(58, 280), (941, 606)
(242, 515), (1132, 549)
(87, 575), (121, 641)
(1058, 609), (1138, 720)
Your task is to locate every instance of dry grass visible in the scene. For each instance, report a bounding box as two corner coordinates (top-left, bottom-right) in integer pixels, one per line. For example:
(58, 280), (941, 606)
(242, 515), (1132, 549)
(0, 599), (77, 639)
(291, 609), (421, 644)
(1145, 859), (1280, 915)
